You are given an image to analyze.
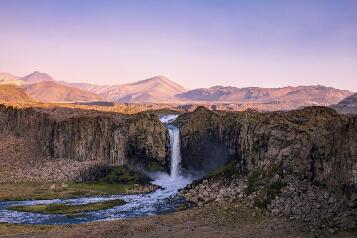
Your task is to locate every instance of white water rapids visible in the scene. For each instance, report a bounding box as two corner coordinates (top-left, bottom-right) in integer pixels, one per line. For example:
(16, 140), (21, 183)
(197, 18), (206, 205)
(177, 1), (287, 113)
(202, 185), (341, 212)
(0, 115), (193, 225)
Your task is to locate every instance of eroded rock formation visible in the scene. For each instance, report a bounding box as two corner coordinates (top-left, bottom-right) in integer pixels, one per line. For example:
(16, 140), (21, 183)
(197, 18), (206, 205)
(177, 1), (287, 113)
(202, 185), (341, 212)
(176, 106), (357, 190)
(0, 104), (168, 181)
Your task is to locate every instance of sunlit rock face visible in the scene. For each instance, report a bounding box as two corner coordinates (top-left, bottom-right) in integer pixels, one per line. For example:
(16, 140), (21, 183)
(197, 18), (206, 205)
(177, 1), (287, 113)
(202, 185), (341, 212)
(176, 106), (357, 190)
(0, 105), (168, 169)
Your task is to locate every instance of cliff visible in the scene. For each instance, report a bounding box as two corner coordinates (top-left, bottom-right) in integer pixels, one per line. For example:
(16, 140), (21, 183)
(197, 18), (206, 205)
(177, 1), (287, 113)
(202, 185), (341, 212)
(0, 104), (168, 181)
(176, 106), (357, 190)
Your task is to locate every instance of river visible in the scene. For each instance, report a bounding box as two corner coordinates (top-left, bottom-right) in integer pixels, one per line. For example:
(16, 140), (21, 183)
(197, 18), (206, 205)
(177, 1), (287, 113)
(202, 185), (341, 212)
(0, 115), (193, 225)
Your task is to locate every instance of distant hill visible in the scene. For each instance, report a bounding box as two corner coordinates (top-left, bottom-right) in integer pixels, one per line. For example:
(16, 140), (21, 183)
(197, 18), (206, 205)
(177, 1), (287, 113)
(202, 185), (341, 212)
(337, 93), (357, 106)
(332, 93), (357, 114)
(0, 84), (33, 102)
(0, 73), (25, 86)
(176, 85), (352, 106)
(23, 81), (104, 103)
(0, 71), (354, 109)
(21, 71), (55, 84)
(69, 76), (187, 103)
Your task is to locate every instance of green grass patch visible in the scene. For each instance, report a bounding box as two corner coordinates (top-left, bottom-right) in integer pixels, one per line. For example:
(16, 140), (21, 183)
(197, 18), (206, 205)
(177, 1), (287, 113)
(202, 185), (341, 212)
(254, 181), (286, 209)
(208, 160), (236, 178)
(245, 169), (287, 209)
(0, 166), (155, 201)
(9, 199), (126, 215)
(246, 169), (265, 193)
(70, 182), (135, 194)
(99, 165), (150, 184)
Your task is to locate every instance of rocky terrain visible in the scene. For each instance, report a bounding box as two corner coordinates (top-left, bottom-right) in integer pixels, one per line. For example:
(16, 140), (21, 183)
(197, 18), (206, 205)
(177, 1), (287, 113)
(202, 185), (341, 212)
(176, 106), (357, 233)
(0, 103), (168, 182)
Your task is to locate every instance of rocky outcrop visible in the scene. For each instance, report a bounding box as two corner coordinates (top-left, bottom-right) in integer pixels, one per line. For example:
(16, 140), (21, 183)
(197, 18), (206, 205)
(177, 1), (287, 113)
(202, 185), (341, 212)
(176, 106), (357, 191)
(0, 104), (168, 181)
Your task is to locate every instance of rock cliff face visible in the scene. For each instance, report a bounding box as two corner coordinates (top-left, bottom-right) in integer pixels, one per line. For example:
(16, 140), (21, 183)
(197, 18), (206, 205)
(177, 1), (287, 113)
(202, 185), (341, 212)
(0, 104), (168, 175)
(176, 106), (357, 190)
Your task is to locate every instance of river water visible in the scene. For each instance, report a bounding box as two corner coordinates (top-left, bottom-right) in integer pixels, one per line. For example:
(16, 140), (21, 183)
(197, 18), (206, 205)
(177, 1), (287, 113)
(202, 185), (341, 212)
(0, 115), (193, 225)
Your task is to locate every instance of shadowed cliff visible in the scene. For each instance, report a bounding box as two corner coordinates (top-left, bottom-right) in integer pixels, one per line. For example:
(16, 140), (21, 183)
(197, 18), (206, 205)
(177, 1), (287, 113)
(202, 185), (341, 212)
(0, 104), (168, 181)
(176, 106), (357, 191)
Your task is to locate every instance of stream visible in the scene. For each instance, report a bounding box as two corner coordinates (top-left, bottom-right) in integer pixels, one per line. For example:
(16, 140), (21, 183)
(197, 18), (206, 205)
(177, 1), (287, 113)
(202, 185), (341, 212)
(0, 115), (193, 225)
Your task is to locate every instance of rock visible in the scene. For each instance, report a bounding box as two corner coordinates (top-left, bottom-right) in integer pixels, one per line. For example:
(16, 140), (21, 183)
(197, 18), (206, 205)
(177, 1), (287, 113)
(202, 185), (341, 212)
(0, 105), (169, 181)
(177, 106), (357, 190)
(350, 193), (357, 202)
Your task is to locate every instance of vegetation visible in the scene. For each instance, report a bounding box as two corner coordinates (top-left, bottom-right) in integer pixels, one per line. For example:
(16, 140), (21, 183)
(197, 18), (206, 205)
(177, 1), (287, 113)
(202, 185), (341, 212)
(9, 199), (126, 215)
(0, 181), (131, 201)
(208, 160), (236, 178)
(99, 165), (150, 184)
(0, 166), (155, 201)
(245, 168), (287, 209)
(253, 181), (286, 209)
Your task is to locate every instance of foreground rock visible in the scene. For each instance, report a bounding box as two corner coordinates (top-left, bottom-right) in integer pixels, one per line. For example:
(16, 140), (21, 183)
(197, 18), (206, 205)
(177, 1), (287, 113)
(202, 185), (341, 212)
(180, 172), (357, 234)
(177, 106), (357, 233)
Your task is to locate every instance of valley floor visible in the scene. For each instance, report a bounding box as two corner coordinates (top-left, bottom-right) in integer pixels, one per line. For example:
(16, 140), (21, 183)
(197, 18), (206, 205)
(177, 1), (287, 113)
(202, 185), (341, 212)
(2, 201), (356, 238)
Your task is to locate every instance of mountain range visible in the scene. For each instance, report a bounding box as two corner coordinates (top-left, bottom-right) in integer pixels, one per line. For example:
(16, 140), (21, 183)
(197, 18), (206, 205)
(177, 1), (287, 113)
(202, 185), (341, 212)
(0, 71), (354, 110)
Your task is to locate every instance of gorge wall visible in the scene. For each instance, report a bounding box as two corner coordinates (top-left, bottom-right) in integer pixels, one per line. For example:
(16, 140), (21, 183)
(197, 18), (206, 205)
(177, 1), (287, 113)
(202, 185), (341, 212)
(176, 106), (357, 191)
(0, 104), (168, 181)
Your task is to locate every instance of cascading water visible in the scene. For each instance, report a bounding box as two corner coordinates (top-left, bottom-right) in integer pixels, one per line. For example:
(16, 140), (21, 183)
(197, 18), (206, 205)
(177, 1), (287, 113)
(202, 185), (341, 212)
(150, 115), (192, 190)
(168, 125), (182, 179)
(0, 115), (193, 225)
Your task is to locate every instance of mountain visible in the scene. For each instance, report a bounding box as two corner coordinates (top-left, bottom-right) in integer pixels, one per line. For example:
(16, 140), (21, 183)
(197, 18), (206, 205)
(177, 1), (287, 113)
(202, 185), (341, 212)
(0, 73), (25, 86)
(0, 84), (33, 102)
(68, 76), (187, 103)
(21, 71), (55, 84)
(337, 93), (357, 106)
(176, 85), (353, 106)
(23, 81), (104, 103)
(1, 71), (354, 108)
(332, 93), (357, 114)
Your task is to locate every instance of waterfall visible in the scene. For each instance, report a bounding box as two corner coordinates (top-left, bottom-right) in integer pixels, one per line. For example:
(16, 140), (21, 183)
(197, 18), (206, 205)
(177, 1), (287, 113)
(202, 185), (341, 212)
(153, 115), (191, 190)
(168, 125), (182, 179)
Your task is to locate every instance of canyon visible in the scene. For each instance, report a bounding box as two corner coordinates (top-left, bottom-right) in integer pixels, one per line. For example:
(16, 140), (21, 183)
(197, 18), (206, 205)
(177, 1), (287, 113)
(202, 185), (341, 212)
(0, 101), (357, 236)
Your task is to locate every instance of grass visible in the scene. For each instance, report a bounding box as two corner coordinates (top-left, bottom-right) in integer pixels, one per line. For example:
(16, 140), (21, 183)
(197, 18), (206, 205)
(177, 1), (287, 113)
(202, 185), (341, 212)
(208, 160), (236, 178)
(9, 199), (126, 215)
(245, 168), (287, 209)
(0, 166), (155, 201)
(254, 181), (286, 209)
(0, 181), (150, 201)
(99, 165), (151, 184)
(70, 182), (136, 194)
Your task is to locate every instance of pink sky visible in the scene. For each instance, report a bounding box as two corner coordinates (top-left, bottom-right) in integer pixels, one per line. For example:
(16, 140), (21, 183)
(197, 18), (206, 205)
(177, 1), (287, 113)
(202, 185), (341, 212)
(1, 0), (356, 91)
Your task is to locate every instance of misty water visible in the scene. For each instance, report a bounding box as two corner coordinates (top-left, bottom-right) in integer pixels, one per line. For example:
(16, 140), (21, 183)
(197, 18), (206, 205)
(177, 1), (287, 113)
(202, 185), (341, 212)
(0, 115), (193, 225)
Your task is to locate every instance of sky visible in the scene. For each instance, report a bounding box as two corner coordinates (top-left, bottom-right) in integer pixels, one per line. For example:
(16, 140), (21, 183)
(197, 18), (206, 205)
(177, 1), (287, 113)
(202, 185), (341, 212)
(0, 0), (357, 91)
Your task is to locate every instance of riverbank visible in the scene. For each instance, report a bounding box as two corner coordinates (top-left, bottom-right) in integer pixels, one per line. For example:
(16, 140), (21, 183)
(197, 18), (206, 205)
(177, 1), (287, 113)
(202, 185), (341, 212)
(2, 201), (356, 238)
(0, 181), (158, 201)
(9, 199), (126, 215)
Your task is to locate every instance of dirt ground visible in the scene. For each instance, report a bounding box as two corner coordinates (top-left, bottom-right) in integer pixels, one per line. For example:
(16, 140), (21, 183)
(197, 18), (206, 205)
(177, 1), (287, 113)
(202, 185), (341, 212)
(2, 201), (356, 238)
